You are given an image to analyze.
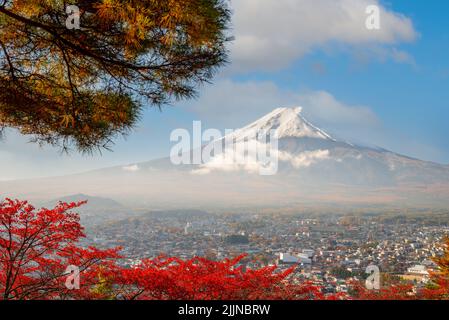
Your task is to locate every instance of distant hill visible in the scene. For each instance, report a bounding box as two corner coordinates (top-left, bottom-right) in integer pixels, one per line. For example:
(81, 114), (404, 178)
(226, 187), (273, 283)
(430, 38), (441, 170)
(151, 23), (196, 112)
(41, 194), (129, 226)
(44, 193), (125, 211)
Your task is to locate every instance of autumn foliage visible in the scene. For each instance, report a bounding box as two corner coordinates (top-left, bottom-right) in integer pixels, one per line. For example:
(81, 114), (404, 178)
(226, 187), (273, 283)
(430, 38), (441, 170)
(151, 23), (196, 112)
(0, 0), (230, 152)
(0, 199), (119, 299)
(0, 198), (330, 300)
(108, 255), (330, 300)
(1, 198), (448, 300)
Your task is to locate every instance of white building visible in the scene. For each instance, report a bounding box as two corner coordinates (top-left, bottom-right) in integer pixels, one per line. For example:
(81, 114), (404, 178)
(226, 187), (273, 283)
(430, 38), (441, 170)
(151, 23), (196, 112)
(302, 249), (315, 258)
(184, 222), (192, 235)
(407, 265), (429, 276)
(279, 253), (312, 264)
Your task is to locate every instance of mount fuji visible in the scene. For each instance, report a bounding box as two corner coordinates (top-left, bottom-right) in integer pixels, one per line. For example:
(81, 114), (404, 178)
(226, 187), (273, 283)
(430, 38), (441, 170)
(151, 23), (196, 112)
(2, 107), (449, 209)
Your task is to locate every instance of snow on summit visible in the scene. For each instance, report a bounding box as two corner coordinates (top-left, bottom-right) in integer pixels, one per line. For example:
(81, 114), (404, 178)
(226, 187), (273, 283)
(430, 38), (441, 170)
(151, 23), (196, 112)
(193, 107), (336, 175)
(192, 107), (449, 180)
(231, 107), (335, 140)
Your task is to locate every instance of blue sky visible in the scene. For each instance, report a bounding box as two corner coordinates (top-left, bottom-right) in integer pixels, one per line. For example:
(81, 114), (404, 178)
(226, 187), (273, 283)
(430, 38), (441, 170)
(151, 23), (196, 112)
(1, 0), (448, 180)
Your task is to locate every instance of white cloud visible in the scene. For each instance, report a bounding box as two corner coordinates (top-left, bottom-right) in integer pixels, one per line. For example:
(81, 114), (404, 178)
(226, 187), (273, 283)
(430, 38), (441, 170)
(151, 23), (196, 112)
(279, 149), (330, 168)
(296, 90), (379, 127)
(191, 152), (262, 175)
(187, 79), (379, 131)
(122, 164), (140, 172)
(192, 140), (277, 175)
(191, 144), (331, 175)
(229, 0), (417, 72)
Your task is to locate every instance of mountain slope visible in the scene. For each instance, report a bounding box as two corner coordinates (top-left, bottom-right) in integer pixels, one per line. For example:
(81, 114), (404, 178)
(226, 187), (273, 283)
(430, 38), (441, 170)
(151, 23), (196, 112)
(230, 107), (335, 140)
(188, 107), (449, 187)
(1, 107), (448, 209)
(39, 194), (130, 226)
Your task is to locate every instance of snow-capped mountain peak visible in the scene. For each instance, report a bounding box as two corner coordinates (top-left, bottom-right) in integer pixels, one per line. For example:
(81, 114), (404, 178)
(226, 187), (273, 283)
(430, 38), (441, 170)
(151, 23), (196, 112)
(2, 106), (449, 209)
(231, 107), (334, 140)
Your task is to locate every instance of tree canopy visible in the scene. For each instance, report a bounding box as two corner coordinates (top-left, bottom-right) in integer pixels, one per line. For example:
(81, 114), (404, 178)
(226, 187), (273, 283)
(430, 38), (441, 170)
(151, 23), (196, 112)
(0, 0), (230, 152)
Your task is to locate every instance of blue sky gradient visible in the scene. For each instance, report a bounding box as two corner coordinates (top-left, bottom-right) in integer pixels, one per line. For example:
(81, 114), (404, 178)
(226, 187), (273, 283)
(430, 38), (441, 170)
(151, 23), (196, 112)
(0, 0), (448, 180)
